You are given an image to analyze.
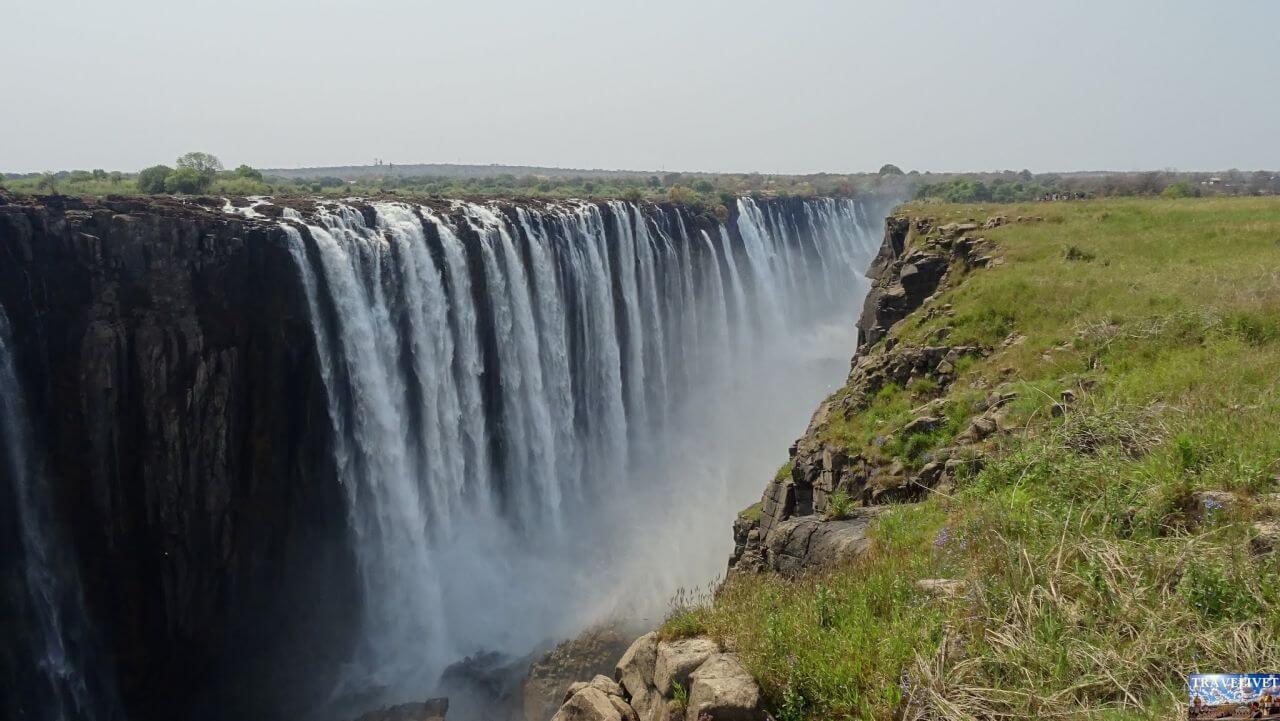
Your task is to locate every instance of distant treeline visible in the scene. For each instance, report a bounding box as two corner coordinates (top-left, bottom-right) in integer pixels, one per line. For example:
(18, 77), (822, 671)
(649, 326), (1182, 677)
(912, 169), (1280, 202)
(3, 158), (1277, 207)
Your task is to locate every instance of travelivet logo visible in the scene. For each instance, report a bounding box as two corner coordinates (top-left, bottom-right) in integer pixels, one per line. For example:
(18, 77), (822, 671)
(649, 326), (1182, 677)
(1189, 674), (1280, 718)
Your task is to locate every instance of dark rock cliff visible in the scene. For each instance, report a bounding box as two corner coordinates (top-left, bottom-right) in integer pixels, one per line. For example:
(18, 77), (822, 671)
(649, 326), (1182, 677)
(0, 191), (895, 721)
(0, 192), (358, 721)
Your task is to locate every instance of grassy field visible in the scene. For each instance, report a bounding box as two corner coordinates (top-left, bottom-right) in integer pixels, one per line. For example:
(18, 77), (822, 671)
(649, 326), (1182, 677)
(665, 197), (1280, 720)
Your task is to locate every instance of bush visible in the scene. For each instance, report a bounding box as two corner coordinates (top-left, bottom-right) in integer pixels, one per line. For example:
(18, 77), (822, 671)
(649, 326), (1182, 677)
(233, 164), (263, 181)
(164, 167), (209, 194)
(138, 165), (173, 193)
(1161, 180), (1195, 198)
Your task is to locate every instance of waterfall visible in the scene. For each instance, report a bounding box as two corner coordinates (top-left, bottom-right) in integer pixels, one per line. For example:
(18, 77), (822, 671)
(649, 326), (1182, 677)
(278, 197), (885, 706)
(0, 308), (112, 721)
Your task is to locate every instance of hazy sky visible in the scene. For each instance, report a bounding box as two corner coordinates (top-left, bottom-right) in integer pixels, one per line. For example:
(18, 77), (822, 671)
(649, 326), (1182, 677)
(3, 0), (1278, 174)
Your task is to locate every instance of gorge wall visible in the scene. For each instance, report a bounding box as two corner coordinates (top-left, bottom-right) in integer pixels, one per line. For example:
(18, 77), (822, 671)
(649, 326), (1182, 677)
(0, 190), (896, 721)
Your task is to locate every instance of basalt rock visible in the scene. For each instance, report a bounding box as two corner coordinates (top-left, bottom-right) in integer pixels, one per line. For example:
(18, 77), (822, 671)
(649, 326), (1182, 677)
(0, 193), (357, 721)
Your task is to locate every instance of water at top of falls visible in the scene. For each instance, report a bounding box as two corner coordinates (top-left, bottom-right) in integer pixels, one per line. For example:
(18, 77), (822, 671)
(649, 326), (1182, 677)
(0, 308), (113, 721)
(277, 196), (886, 714)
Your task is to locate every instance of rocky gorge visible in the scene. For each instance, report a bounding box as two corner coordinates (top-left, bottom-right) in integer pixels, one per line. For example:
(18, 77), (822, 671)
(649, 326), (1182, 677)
(0, 189), (897, 721)
(544, 211), (1038, 721)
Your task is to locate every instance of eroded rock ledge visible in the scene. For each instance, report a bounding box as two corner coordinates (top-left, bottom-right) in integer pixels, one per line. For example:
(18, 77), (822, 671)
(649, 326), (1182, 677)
(729, 214), (1026, 578)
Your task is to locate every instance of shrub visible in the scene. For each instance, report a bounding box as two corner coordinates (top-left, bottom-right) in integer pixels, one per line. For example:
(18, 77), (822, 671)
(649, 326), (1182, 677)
(232, 164), (263, 181)
(824, 491), (856, 520)
(1161, 180), (1195, 198)
(137, 165), (173, 193)
(1063, 244), (1096, 262)
(164, 167), (209, 194)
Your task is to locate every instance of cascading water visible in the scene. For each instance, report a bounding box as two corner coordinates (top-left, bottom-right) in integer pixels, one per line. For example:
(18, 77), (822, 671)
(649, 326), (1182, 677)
(278, 196), (886, 713)
(0, 308), (114, 721)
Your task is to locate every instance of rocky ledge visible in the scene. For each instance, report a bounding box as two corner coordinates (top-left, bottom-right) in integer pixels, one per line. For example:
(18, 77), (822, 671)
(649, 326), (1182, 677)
(729, 213), (1038, 577)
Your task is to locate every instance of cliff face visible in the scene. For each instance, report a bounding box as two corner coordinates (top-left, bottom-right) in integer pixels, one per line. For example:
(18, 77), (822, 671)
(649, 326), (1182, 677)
(730, 215), (1006, 577)
(0, 193), (358, 721)
(0, 190), (895, 721)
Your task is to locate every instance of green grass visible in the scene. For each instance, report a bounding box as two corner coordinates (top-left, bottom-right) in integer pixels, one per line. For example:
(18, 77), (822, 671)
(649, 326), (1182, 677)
(663, 197), (1280, 720)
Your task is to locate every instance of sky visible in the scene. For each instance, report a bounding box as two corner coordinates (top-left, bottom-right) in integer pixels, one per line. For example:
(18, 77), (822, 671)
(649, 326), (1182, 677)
(2, 0), (1278, 175)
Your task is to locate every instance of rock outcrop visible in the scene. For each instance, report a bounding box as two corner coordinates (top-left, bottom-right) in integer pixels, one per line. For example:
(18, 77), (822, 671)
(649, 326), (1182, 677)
(549, 634), (764, 721)
(523, 625), (635, 721)
(731, 213), (1004, 577)
(0, 192), (357, 721)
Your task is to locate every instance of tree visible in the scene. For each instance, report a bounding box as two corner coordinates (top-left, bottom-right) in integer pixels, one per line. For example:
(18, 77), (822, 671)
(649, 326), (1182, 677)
(36, 173), (58, 194)
(164, 166), (208, 194)
(138, 165), (173, 193)
(233, 164), (263, 181)
(878, 164), (904, 175)
(176, 152), (223, 178)
(1161, 181), (1195, 199)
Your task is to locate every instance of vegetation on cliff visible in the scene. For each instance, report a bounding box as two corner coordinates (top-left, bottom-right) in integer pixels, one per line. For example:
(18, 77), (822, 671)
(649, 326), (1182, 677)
(665, 197), (1280, 720)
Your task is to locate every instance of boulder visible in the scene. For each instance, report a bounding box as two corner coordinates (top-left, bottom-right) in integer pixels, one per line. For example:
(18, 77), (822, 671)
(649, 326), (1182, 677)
(588, 675), (625, 697)
(1252, 521), (1280, 555)
(762, 511), (881, 576)
(685, 654), (764, 721)
(915, 578), (968, 598)
(902, 415), (942, 435)
(1192, 490), (1238, 523)
(614, 632), (658, 698)
(564, 676), (624, 703)
(524, 624), (633, 721)
(653, 638), (719, 696)
(551, 687), (634, 721)
(628, 686), (668, 721)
